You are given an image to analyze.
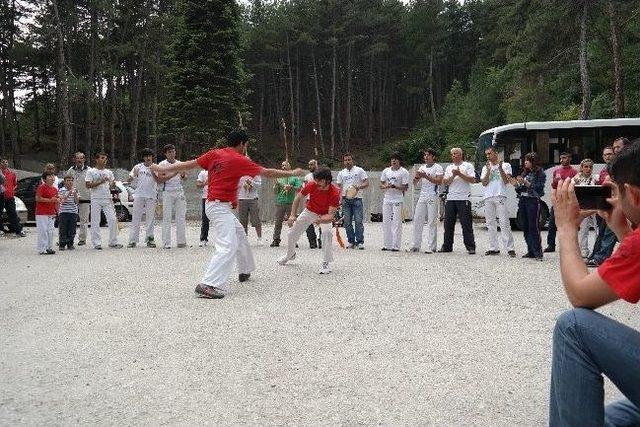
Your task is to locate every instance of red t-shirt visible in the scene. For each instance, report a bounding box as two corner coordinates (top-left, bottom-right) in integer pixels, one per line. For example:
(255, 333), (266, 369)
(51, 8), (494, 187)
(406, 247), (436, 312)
(551, 165), (578, 189)
(598, 228), (640, 303)
(35, 183), (58, 216)
(196, 147), (263, 206)
(2, 168), (17, 199)
(300, 181), (341, 215)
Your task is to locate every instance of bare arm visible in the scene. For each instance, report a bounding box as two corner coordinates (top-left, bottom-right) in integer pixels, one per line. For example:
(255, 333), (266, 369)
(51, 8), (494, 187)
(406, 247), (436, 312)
(358, 178), (369, 190)
(480, 165), (490, 186)
(151, 159), (199, 174)
(289, 192), (304, 219)
(316, 206), (338, 224)
(261, 167), (305, 179)
(196, 179), (206, 188)
(498, 162), (511, 185)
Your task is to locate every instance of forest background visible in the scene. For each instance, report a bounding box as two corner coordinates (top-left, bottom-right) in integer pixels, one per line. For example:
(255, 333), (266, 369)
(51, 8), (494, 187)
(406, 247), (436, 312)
(0, 0), (638, 170)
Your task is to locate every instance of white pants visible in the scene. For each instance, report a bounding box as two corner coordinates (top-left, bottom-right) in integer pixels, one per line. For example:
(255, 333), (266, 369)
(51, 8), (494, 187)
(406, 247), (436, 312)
(162, 190), (186, 247)
(411, 195), (438, 251)
(78, 202), (90, 242)
(36, 215), (55, 252)
(90, 199), (118, 247)
(129, 196), (156, 243)
(579, 214), (597, 257)
(383, 199), (403, 250)
(484, 196), (514, 251)
(285, 209), (333, 263)
(202, 201), (255, 293)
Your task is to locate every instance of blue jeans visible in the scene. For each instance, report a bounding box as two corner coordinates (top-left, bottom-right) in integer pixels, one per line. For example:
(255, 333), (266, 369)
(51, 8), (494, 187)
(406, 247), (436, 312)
(519, 197), (542, 257)
(590, 217), (617, 264)
(550, 308), (640, 426)
(342, 197), (364, 245)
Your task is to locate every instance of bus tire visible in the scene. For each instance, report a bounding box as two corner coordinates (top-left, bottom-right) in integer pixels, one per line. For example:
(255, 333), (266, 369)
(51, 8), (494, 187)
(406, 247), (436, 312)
(515, 201), (550, 231)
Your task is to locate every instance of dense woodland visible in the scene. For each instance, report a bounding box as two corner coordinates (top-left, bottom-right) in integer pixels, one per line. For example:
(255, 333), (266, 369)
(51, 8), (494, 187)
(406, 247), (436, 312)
(0, 0), (639, 170)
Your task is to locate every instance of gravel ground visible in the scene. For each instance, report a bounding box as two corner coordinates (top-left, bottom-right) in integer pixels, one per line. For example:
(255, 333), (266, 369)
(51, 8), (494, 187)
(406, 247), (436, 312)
(1, 222), (638, 426)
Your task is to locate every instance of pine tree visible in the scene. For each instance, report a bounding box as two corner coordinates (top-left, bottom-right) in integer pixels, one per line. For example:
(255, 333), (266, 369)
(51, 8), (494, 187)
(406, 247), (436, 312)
(164, 0), (248, 150)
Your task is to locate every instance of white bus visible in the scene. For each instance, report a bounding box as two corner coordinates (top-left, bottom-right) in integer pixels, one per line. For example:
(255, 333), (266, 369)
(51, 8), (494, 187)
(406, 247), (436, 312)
(469, 118), (640, 229)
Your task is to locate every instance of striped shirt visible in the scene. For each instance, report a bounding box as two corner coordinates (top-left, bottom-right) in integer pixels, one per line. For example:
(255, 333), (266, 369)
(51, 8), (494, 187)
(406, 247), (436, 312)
(58, 187), (79, 214)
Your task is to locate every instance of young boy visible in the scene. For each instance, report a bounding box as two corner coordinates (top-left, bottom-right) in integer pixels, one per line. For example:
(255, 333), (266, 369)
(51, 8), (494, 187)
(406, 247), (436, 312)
(85, 151), (122, 250)
(35, 172), (59, 255)
(128, 148), (160, 248)
(277, 167), (341, 274)
(58, 175), (79, 250)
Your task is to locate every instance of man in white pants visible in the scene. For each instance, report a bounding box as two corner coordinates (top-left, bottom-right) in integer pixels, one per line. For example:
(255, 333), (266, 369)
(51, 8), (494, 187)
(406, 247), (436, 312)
(158, 144), (186, 249)
(410, 148), (443, 253)
(85, 151), (122, 250)
(151, 130), (305, 299)
(277, 167), (341, 274)
(380, 152), (410, 252)
(66, 151), (91, 245)
(480, 146), (516, 257)
(128, 148), (160, 248)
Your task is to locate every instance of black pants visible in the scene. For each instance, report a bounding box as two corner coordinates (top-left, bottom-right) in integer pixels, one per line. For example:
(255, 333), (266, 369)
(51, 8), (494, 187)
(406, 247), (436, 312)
(547, 207), (557, 249)
(58, 212), (78, 247)
(200, 198), (210, 242)
(519, 197), (543, 257)
(306, 224), (317, 247)
(0, 196), (23, 234)
(442, 200), (475, 251)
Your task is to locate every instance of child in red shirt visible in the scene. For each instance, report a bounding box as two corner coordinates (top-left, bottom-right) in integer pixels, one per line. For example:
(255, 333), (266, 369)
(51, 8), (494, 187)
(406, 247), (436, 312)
(278, 167), (341, 274)
(35, 172), (59, 254)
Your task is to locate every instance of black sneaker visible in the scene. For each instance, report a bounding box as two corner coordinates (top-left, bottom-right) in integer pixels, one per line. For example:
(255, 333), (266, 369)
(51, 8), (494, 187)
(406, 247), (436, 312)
(508, 250), (516, 258)
(195, 283), (225, 299)
(468, 250), (476, 255)
(59, 246), (66, 251)
(437, 248), (452, 253)
(270, 240), (280, 247)
(543, 246), (555, 253)
(68, 245), (75, 250)
(77, 240), (86, 246)
(484, 250), (500, 256)
(522, 253), (534, 258)
(239, 273), (251, 282)
(45, 249), (56, 255)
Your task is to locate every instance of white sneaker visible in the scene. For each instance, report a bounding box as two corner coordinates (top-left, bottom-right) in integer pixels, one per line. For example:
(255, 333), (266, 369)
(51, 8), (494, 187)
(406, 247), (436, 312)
(257, 237), (263, 246)
(319, 262), (332, 274)
(199, 240), (207, 247)
(357, 243), (365, 250)
(277, 252), (296, 265)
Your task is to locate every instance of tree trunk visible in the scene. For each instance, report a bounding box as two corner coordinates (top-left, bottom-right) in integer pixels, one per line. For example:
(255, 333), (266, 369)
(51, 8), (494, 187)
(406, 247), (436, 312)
(31, 68), (41, 148)
(85, 2), (98, 157)
(108, 76), (116, 161)
(330, 42), (336, 158)
(97, 72), (105, 151)
(345, 42), (352, 152)
(285, 33), (296, 155)
(578, 1), (591, 120)
(51, 0), (72, 167)
(429, 48), (439, 128)
(258, 75), (265, 143)
(608, 0), (624, 117)
(367, 53), (374, 147)
(311, 49), (324, 156)
(295, 47), (301, 151)
(2, 0), (19, 165)
(130, 69), (144, 165)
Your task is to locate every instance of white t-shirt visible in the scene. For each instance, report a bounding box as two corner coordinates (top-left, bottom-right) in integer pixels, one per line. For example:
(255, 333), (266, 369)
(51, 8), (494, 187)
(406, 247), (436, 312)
(380, 167), (410, 203)
(238, 175), (261, 200)
(85, 168), (114, 200)
(159, 159), (183, 192)
(130, 163), (158, 199)
(444, 162), (475, 201)
(197, 170), (209, 199)
(336, 166), (368, 199)
(480, 162), (512, 199)
(417, 163), (444, 198)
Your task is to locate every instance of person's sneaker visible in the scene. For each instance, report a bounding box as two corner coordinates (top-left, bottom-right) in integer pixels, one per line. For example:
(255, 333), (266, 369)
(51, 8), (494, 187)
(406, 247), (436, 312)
(544, 246), (555, 253)
(45, 249), (56, 255)
(257, 237), (263, 246)
(357, 243), (365, 250)
(484, 250), (500, 256)
(68, 245), (75, 250)
(309, 241), (318, 249)
(347, 243), (356, 249)
(522, 253), (533, 258)
(407, 247), (419, 253)
(127, 242), (136, 248)
(277, 252), (296, 265)
(194, 283), (225, 299)
(177, 243), (187, 248)
(319, 262), (332, 274)
(109, 244), (123, 249)
(535, 257), (544, 261)
(199, 240), (207, 247)
(17, 231), (26, 237)
(270, 240), (280, 247)
(95, 245), (102, 250)
(437, 248), (452, 253)
(468, 250), (476, 255)
(391, 248), (400, 252)
(77, 240), (86, 246)
(381, 247), (388, 251)
(163, 246), (171, 249)
(424, 249), (433, 254)
(239, 273), (251, 282)
(508, 250), (516, 258)
(59, 246), (66, 251)
(147, 240), (157, 248)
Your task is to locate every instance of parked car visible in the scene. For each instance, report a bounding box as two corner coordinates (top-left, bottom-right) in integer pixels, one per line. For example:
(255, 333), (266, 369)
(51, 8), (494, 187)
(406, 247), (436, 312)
(14, 176), (133, 223)
(1, 195), (28, 227)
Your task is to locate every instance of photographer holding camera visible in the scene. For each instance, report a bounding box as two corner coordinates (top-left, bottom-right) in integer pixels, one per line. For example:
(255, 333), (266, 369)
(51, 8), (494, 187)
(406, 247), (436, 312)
(549, 142), (640, 426)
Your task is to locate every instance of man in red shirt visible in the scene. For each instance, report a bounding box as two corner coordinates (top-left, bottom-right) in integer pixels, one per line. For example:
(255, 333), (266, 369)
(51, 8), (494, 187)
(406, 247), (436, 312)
(35, 172), (59, 254)
(549, 141), (640, 426)
(277, 167), (341, 274)
(545, 152), (578, 253)
(151, 130), (305, 299)
(0, 158), (26, 237)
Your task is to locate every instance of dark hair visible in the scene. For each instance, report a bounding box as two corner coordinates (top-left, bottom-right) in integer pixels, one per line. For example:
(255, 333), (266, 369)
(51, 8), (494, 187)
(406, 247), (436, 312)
(312, 167), (333, 183)
(603, 145), (614, 152)
(42, 171), (55, 180)
(608, 141), (640, 192)
(227, 130), (249, 147)
(560, 152), (572, 157)
(140, 148), (154, 159)
(424, 148), (437, 157)
(163, 144), (176, 153)
(390, 151), (402, 162)
(343, 153), (353, 159)
(95, 151), (108, 158)
(613, 137), (631, 147)
(524, 152), (541, 169)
